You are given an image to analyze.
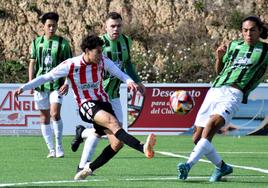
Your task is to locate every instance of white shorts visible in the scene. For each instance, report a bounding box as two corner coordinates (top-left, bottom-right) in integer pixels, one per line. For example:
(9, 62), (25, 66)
(34, 90), (63, 110)
(194, 86), (243, 127)
(110, 98), (123, 124)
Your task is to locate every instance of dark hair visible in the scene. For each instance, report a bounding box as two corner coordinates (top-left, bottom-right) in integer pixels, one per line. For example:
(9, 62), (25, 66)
(106, 12), (122, 21)
(80, 34), (104, 52)
(242, 15), (268, 39)
(41, 12), (59, 24)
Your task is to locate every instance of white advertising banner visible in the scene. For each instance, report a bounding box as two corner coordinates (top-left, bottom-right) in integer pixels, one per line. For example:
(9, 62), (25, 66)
(0, 84), (86, 135)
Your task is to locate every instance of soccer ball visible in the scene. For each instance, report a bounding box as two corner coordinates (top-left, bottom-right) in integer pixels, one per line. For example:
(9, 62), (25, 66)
(169, 90), (194, 115)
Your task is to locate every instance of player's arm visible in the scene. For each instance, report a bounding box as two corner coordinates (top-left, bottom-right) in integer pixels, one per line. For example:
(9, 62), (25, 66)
(104, 57), (141, 93)
(14, 73), (54, 100)
(215, 44), (227, 75)
(58, 40), (72, 95)
(28, 59), (36, 81)
(15, 61), (69, 99)
(29, 39), (37, 94)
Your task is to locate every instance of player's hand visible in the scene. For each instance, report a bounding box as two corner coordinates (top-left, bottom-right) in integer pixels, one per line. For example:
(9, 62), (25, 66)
(59, 84), (69, 95)
(127, 82), (139, 93)
(14, 88), (23, 101)
(137, 83), (146, 96)
(216, 44), (227, 60)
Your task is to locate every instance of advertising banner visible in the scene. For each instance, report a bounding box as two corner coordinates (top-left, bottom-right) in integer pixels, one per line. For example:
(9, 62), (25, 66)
(121, 83), (268, 135)
(122, 83), (210, 135)
(0, 84), (85, 135)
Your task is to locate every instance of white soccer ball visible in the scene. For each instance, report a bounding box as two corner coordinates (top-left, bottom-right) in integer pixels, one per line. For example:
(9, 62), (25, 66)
(169, 90), (195, 115)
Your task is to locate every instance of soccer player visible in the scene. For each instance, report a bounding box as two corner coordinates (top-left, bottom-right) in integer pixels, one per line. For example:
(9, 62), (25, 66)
(29, 12), (72, 158)
(14, 34), (156, 180)
(177, 15), (268, 182)
(70, 11), (145, 172)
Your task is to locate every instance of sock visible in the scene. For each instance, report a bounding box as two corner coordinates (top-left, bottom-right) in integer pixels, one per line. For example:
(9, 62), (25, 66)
(89, 145), (117, 172)
(115, 129), (143, 153)
(41, 123), (54, 151)
(81, 128), (95, 139)
(205, 147), (222, 168)
(187, 138), (213, 168)
(79, 132), (100, 168)
(52, 119), (63, 147)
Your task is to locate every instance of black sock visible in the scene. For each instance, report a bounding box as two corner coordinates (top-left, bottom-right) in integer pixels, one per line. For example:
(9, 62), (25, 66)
(115, 129), (143, 153)
(221, 160), (226, 168)
(89, 145), (117, 172)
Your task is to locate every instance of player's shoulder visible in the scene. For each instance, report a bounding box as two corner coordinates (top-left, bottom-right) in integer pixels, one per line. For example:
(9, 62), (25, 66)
(121, 34), (132, 42)
(228, 39), (243, 49)
(32, 35), (43, 43)
(56, 35), (71, 45)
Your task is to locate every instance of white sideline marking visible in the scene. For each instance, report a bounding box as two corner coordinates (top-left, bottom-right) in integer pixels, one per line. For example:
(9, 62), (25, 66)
(156, 151), (268, 174)
(178, 151), (268, 154)
(0, 175), (265, 187)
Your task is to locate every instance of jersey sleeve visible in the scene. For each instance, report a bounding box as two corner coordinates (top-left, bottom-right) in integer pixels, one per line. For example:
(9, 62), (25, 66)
(124, 37), (142, 83)
(49, 60), (70, 80)
(103, 57), (133, 84)
(61, 39), (73, 60)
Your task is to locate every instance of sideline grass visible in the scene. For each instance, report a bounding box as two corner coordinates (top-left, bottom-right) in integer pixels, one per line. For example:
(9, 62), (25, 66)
(0, 135), (267, 187)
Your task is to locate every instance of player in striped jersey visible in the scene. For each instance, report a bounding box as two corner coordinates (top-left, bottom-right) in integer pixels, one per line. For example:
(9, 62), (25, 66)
(177, 15), (268, 182)
(70, 12), (145, 172)
(29, 12), (72, 158)
(14, 34), (156, 180)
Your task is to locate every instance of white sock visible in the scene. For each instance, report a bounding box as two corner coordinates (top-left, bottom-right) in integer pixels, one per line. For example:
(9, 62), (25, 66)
(205, 148), (222, 168)
(41, 123), (54, 151)
(52, 119), (63, 147)
(79, 129), (100, 168)
(187, 138), (213, 168)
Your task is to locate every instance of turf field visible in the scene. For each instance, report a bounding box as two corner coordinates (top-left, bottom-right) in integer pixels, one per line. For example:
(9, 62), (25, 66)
(0, 135), (267, 187)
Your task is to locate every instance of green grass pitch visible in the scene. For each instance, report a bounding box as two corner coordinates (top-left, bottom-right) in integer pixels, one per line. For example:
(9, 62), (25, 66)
(0, 135), (267, 187)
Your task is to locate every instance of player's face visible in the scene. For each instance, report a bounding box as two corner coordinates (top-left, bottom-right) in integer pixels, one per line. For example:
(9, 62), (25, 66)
(43, 19), (57, 39)
(105, 18), (122, 40)
(86, 46), (102, 64)
(242, 20), (261, 45)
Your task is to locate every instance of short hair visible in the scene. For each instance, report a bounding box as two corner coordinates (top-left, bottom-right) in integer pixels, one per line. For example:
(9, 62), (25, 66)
(106, 12), (122, 21)
(41, 12), (59, 24)
(80, 34), (104, 52)
(242, 15), (268, 39)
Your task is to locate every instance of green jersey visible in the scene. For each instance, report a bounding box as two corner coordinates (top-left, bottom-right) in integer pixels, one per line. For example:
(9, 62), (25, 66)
(100, 33), (141, 99)
(213, 40), (268, 103)
(30, 35), (72, 92)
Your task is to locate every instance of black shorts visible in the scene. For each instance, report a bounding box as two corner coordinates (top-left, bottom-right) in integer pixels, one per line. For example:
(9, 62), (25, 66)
(79, 100), (117, 136)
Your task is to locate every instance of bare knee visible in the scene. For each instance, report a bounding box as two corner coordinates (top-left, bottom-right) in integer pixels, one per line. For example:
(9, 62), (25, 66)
(192, 126), (203, 145)
(111, 141), (124, 152)
(50, 111), (61, 121)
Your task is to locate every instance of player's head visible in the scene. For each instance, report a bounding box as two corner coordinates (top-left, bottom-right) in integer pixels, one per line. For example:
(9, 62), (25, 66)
(81, 34), (104, 64)
(41, 12), (59, 38)
(241, 15), (268, 45)
(105, 12), (123, 40)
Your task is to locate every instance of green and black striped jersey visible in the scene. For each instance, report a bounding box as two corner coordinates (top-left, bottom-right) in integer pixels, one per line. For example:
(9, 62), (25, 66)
(100, 33), (141, 99)
(213, 40), (268, 103)
(30, 35), (72, 92)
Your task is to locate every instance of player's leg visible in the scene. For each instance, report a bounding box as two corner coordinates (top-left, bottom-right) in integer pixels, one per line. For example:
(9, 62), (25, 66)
(94, 109), (156, 158)
(74, 99), (124, 171)
(80, 101), (156, 158)
(192, 126), (226, 177)
(34, 91), (54, 158)
(74, 129), (123, 180)
(50, 91), (64, 158)
(77, 128), (100, 171)
(177, 126), (203, 180)
(74, 130), (123, 180)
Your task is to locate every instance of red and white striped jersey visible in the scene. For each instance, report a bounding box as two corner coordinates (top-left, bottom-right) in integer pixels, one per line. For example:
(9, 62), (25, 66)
(48, 54), (133, 106)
